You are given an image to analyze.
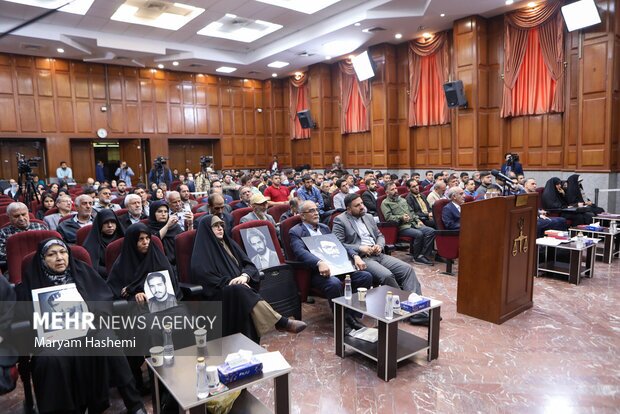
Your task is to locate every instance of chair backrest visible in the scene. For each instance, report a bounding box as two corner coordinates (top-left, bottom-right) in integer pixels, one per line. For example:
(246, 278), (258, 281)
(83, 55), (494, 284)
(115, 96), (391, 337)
(0, 213), (35, 228)
(58, 214), (75, 224)
(105, 235), (164, 275)
(463, 195), (475, 203)
(266, 204), (289, 223)
(174, 229), (197, 283)
(22, 245), (93, 280)
(231, 220), (285, 265)
(328, 210), (344, 230)
(76, 224), (93, 246)
(535, 187), (544, 210)
(396, 185), (408, 195)
(231, 207), (253, 226)
(376, 194), (388, 222)
(192, 202), (207, 213)
(44, 207), (59, 216)
(170, 180), (182, 192)
(111, 196), (125, 206)
(279, 215), (303, 260)
(228, 200), (241, 208)
(114, 208), (128, 217)
(432, 199), (451, 231)
(377, 186), (386, 196)
(7, 230), (62, 283)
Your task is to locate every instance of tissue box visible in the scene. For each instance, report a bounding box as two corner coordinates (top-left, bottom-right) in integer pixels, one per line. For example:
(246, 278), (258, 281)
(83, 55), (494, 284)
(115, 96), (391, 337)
(217, 357), (263, 385)
(544, 230), (568, 239)
(401, 297), (431, 313)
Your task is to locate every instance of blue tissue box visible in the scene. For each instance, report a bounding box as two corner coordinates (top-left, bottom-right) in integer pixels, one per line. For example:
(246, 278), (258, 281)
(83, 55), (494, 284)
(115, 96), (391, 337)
(401, 297), (431, 313)
(217, 357), (263, 385)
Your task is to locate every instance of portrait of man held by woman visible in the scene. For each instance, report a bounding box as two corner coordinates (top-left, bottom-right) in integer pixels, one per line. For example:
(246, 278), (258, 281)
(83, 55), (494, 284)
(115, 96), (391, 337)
(191, 215), (306, 343)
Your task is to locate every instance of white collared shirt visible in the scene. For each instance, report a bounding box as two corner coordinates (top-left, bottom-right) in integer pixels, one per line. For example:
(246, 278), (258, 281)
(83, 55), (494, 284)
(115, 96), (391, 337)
(353, 217), (375, 247)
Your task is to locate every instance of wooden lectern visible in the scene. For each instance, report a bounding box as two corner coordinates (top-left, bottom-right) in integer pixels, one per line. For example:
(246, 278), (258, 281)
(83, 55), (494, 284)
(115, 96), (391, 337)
(457, 194), (537, 324)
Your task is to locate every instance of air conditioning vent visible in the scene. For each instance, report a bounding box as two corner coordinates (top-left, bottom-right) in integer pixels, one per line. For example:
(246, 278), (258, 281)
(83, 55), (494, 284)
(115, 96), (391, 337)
(188, 63), (204, 67)
(297, 51), (315, 57)
(21, 43), (44, 51)
(363, 26), (386, 33)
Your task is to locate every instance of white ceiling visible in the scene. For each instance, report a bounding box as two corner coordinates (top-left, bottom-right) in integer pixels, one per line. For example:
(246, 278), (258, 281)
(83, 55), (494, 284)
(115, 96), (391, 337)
(0, 0), (526, 79)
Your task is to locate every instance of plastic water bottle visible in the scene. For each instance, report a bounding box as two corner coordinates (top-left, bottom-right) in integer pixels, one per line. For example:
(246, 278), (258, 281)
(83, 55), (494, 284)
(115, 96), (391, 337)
(576, 232), (585, 249)
(163, 323), (174, 365)
(384, 291), (394, 320)
(344, 275), (352, 300)
(610, 220), (617, 233)
(196, 357), (209, 399)
(392, 294), (401, 312)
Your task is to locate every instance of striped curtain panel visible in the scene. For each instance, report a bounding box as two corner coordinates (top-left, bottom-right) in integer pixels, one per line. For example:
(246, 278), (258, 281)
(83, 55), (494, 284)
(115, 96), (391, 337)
(339, 60), (371, 134)
(290, 73), (311, 140)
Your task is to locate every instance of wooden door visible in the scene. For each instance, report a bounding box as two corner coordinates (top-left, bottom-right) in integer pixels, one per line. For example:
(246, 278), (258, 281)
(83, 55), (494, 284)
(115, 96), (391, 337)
(168, 140), (215, 175)
(119, 139), (145, 185)
(70, 140), (95, 184)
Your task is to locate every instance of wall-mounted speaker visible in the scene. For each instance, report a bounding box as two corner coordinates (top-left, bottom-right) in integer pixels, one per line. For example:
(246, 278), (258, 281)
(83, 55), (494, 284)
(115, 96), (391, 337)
(443, 81), (467, 108)
(297, 110), (316, 129)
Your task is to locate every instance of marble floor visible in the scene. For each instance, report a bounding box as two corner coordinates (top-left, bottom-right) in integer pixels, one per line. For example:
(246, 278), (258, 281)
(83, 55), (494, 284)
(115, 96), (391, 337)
(2, 252), (619, 413)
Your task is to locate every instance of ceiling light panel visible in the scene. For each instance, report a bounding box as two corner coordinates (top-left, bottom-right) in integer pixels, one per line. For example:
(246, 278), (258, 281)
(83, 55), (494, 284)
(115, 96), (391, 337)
(111, 0), (205, 31)
(255, 0), (341, 15)
(197, 14), (282, 43)
(267, 61), (289, 68)
(216, 66), (237, 73)
(3, 0), (94, 15)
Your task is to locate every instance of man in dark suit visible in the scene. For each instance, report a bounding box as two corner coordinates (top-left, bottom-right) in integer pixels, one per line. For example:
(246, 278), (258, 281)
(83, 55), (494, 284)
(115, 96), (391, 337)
(419, 170), (434, 188)
(442, 187), (464, 230)
(195, 194), (234, 236)
(361, 178), (380, 216)
(233, 186), (253, 210)
(333, 194), (423, 293)
(117, 194), (146, 230)
(289, 200), (372, 331)
(405, 179), (436, 228)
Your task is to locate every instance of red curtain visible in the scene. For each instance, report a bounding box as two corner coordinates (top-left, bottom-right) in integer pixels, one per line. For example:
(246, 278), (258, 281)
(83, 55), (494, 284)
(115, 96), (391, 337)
(339, 60), (370, 134)
(408, 32), (450, 127)
(501, 1), (564, 117)
(289, 73), (311, 140)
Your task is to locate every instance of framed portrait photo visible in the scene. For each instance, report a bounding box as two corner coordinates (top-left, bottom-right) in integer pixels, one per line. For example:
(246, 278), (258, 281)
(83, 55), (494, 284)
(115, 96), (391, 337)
(302, 234), (355, 276)
(32, 283), (89, 342)
(143, 270), (177, 313)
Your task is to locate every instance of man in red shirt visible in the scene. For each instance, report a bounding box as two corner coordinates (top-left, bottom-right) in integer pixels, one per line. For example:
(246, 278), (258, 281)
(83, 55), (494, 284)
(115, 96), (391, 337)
(263, 174), (290, 206)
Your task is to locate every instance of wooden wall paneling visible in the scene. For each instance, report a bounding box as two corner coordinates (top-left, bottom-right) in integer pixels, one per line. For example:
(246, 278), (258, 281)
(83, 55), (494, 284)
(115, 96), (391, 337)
(57, 100), (74, 132)
(92, 101), (108, 132)
(18, 97), (37, 132)
(196, 107), (208, 134)
(70, 140), (95, 183)
(156, 103), (169, 133)
(119, 139), (145, 183)
(109, 103), (125, 133)
(169, 105), (184, 134)
(37, 70), (53, 97)
(0, 97), (17, 132)
(0, 66), (14, 94)
(126, 104), (140, 133)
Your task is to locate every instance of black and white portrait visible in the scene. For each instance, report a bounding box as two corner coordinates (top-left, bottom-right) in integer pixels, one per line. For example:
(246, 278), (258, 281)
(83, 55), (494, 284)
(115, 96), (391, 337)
(32, 283), (88, 340)
(302, 234), (355, 276)
(240, 226), (280, 270)
(143, 270), (177, 313)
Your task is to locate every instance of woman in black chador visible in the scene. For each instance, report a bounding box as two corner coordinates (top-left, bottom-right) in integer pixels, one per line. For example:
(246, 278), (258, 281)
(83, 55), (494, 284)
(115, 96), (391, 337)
(147, 200), (183, 266)
(19, 238), (145, 414)
(565, 174), (604, 215)
(541, 177), (594, 226)
(190, 215), (306, 343)
(82, 209), (124, 278)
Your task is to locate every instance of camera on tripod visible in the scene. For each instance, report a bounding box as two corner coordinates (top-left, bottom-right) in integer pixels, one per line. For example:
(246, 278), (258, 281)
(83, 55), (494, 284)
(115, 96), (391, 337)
(16, 152), (42, 176)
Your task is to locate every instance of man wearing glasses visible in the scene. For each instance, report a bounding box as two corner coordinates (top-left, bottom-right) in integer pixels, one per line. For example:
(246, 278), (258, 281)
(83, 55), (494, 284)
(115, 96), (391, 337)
(289, 201), (372, 332)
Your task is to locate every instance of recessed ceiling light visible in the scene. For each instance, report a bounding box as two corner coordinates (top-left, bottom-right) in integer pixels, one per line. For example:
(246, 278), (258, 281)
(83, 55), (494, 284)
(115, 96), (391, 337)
(216, 66), (237, 73)
(354, 22), (361, 26)
(272, 73), (278, 77)
(395, 33), (402, 39)
(505, 0), (514, 4)
(111, 0), (205, 30)
(56, 48), (65, 53)
(325, 56), (332, 60)
(440, 13), (445, 17)
(527, 2), (536, 7)
(172, 61), (179, 66)
(294, 71), (303, 77)
(267, 61), (289, 68)
(4, 0), (94, 15)
(198, 14), (282, 43)
(157, 64), (164, 69)
(255, 0), (341, 14)
(423, 32), (432, 39)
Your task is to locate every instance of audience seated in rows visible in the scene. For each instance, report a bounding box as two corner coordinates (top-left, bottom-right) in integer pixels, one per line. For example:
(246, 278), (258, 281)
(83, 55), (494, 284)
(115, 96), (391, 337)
(58, 195), (94, 244)
(0, 202), (48, 262)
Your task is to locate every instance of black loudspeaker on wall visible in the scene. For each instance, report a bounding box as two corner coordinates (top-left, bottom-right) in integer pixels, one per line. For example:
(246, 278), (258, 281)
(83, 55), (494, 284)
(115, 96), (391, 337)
(443, 81), (468, 108)
(297, 110), (316, 129)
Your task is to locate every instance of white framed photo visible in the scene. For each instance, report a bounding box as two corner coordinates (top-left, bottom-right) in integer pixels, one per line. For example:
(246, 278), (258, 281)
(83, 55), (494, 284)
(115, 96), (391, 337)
(302, 234), (355, 276)
(143, 270), (177, 313)
(32, 283), (89, 342)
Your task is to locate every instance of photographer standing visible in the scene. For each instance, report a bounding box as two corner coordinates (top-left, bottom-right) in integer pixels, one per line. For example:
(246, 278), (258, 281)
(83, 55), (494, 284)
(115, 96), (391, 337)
(114, 161), (135, 187)
(148, 156), (172, 186)
(194, 155), (212, 194)
(501, 152), (524, 176)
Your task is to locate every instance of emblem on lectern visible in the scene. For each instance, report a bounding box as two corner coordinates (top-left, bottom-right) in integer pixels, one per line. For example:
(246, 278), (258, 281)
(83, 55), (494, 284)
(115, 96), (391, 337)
(512, 217), (529, 256)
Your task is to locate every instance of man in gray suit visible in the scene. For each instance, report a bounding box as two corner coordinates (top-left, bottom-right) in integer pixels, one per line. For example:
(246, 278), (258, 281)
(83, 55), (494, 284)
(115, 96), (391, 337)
(245, 227), (280, 270)
(332, 193), (422, 295)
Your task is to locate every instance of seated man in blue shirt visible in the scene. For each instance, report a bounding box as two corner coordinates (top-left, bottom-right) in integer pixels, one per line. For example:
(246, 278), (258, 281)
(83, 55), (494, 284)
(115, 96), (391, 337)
(289, 200), (372, 332)
(296, 175), (334, 224)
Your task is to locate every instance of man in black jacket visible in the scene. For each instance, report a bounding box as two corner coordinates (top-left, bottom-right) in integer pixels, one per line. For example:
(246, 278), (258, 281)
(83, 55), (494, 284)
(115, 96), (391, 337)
(405, 179), (435, 228)
(361, 178), (379, 216)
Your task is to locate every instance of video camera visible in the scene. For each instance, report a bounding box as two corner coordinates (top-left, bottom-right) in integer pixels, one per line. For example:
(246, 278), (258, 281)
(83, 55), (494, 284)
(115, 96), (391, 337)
(16, 152), (42, 176)
(153, 156), (168, 168)
(200, 155), (213, 167)
(506, 153), (520, 165)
